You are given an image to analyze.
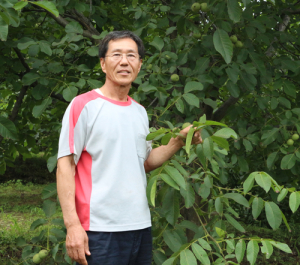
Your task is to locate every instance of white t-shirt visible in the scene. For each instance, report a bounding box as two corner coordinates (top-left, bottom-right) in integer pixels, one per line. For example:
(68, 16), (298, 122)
(58, 89), (152, 231)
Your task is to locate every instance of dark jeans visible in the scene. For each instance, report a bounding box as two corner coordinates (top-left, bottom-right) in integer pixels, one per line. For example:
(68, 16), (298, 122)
(76, 227), (152, 265)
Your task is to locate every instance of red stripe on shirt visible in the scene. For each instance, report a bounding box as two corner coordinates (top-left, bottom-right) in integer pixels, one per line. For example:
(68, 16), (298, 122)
(75, 150), (93, 230)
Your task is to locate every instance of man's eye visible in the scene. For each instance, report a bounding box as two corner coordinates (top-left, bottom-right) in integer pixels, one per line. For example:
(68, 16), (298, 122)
(127, 54), (136, 58)
(112, 53), (121, 57)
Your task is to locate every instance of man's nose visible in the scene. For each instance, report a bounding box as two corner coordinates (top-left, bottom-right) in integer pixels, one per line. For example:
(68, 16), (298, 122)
(119, 54), (129, 64)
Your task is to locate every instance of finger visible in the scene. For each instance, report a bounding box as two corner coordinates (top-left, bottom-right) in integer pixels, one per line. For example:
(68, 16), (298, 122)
(84, 234), (91, 256)
(77, 248), (88, 265)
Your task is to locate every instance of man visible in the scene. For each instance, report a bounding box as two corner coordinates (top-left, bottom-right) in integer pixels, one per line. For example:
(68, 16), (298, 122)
(57, 31), (202, 265)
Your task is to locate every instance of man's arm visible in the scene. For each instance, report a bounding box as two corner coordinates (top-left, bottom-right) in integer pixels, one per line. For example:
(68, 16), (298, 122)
(56, 155), (90, 265)
(144, 126), (202, 173)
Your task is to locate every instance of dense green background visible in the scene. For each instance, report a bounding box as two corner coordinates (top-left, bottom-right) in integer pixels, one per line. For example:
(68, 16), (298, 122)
(1, 0), (300, 264)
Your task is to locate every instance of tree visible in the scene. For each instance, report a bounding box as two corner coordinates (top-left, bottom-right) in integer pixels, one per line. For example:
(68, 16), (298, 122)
(1, 0), (300, 264)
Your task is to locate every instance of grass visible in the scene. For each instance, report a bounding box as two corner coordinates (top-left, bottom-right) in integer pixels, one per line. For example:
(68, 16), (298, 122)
(0, 180), (63, 264)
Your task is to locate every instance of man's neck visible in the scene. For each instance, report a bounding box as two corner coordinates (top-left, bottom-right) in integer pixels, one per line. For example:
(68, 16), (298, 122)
(100, 81), (130, 102)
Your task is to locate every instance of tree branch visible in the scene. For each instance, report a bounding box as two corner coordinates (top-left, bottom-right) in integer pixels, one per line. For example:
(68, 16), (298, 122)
(51, 93), (68, 103)
(47, 11), (101, 43)
(13, 48), (30, 73)
(283, 8), (300, 14)
(265, 15), (291, 57)
(212, 96), (239, 122)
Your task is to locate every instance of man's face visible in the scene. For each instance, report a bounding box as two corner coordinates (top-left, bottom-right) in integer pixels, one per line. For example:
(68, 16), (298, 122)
(100, 38), (142, 86)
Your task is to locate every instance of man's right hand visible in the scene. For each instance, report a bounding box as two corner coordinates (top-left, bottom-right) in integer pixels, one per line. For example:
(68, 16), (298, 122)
(66, 224), (91, 265)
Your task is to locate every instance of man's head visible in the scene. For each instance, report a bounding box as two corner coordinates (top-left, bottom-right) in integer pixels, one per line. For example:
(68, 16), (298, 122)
(99, 31), (145, 59)
(99, 31), (144, 87)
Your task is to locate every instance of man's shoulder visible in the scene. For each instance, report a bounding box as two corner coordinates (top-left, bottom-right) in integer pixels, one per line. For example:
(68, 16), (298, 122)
(71, 90), (100, 108)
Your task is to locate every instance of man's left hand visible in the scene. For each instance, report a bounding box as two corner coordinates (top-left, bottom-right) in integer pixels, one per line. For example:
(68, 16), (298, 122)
(178, 125), (203, 145)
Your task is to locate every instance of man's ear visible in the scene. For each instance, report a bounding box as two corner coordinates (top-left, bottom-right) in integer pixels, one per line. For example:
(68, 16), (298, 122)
(100, 58), (106, 73)
(138, 59), (143, 72)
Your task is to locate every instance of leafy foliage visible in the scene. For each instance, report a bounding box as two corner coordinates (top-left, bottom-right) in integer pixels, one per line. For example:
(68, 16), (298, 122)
(1, 0), (300, 264)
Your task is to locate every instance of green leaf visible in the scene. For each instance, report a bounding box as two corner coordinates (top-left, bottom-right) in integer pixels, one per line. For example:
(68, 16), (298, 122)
(63, 86), (78, 102)
(265, 202), (282, 230)
(215, 197), (223, 215)
(161, 133), (172, 145)
(267, 151), (278, 169)
(227, 0), (241, 23)
(175, 98), (184, 113)
(149, 36), (164, 51)
(235, 239), (246, 263)
(202, 137), (214, 161)
(213, 128), (237, 139)
(247, 240), (259, 265)
(132, 0), (138, 8)
(30, 218), (47, 230)
(65, 21), (83, 34)
(164, 165), (186, 190)
(226, 80), (240, 98)
(252, 197), (264, 219)
(224, 213), (245, 233)
(22, 72), (40, 86)
(180, 249), (197, 265)
(51, 218), (65, 227)
(162, 189), (180, 226)
(13, 1), (28, 10)
(270, 241), (292, 253)
(29, 1), (59, 17)
(223, 193), (249, 207)
(87, 79), (103, 89)
(32, 98), (52, 118)
(146, 176), (157, 207)
(51, 244), (59, 260)
(243, 172), (255, 194)
(277, 188), (288, 202)
(17, 40), (36, 50)
(50, 228), (66, 238)
(283, 81), (296, 98)
(47, 155), (57, 173)
(41, 183), (57, 199)
(163, 230), (182, 252)
(87, 46), (99, 57)
(261, 240), (273, 259)
(184, 81), (203, 93)
(255, 172), (271, 193)
(186, 127), (195, 156)
(0, 116), (18, 140)
(171, 160), (188, 177)
(213, 28), (233, 64)
(198, 239), (212, 251)
(281, 154), (296, 170)
(289, 192), (300, 213)
(191, 243), (210, 265)
(226, 67), (239, 84)
(183, 93), (199, 108)
(16, 237), (27, 247)
(42, 199), (56, 218)
(39, 41), (52, 56)
(180, 182), (195, 208)
(162, 257), (176, 265)
(211, 136), (229, 150)
(0, 17), (8, 41)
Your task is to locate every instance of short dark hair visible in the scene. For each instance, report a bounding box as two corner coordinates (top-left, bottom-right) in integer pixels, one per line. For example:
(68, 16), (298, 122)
(98, 30), (145, 59)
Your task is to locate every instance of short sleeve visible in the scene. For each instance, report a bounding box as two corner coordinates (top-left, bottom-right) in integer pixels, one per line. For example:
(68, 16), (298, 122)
(57, 98), (87, 164)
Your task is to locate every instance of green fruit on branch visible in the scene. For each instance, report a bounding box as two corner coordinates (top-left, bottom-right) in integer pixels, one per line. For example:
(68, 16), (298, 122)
(191, 2), (201, 13)
(230, 35), (238, 43)
(193, 32), (202, 38)
(182, 122), (191, 129)
(39, 250), (48, 259)
(146, 64), (152, 70)
(292, 134), (299, 141)
(200, 3), (209, 12)
(287, 139), (294, 146)
(33, 254), (41, 264)
(235, 41), (243, 48)
(171, 74), (179, 82)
